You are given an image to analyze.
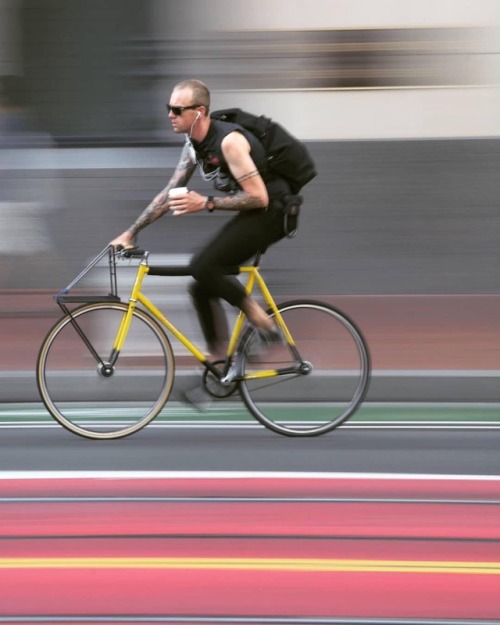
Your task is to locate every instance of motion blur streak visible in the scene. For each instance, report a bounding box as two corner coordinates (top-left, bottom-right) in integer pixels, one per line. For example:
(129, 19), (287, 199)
(0, 474), (499, 619)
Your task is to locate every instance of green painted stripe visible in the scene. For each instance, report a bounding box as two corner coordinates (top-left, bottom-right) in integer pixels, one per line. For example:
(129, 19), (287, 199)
(353, 405), (500, 423)
(0, 403), (499, 426)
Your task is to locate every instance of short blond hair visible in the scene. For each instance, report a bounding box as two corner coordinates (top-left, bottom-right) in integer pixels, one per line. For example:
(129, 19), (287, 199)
(173, 79), (210, 113)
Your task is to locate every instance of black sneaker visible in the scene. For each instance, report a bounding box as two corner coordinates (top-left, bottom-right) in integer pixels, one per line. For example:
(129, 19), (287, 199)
(246, 326), (285, 358)
(179, 385), (212, 412)
(222, 326), (286, 383)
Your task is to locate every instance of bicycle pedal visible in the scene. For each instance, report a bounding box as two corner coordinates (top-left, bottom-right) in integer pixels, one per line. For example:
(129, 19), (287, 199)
(245, 326), (286, 359)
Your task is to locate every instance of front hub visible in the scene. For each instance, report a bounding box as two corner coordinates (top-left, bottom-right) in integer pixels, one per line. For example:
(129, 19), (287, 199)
(98, 363), (114, 378)
(299, 361), (313, 375)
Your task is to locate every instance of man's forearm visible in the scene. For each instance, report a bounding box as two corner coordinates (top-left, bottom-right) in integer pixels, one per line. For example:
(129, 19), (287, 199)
(128, 147), (195, 235)
(212, 190), (266, 212)
(127, 196), (168, 236)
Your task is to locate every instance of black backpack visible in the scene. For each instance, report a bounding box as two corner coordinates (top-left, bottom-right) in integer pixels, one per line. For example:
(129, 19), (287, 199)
(211, 108), (317, 195)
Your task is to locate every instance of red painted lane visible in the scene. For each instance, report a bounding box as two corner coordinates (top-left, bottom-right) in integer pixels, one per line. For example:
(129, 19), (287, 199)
(3, 536), (499, 563)
(1, 500), (500, 540)
(1, 568), (499, 619)
(1, 475), (499, 619)
(1, 475), (499, 499)
(5, 293), (500, 372)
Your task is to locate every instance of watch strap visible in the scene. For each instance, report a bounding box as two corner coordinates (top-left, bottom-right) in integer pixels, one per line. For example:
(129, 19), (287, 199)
(205, 195), (215, 212)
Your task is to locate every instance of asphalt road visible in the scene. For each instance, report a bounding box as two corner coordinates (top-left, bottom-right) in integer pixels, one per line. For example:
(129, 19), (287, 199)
(1, 419), (499, 475)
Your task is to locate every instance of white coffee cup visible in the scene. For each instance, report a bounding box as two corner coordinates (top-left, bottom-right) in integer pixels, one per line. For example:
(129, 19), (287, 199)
(168, 187), (188, 198)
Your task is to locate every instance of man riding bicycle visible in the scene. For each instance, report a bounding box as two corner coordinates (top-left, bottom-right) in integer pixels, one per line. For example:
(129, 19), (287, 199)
(111, 79), (290, 357)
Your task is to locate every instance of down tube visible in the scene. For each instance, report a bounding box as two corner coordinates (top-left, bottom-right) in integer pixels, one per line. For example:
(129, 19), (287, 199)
(136, 293), (207, 362)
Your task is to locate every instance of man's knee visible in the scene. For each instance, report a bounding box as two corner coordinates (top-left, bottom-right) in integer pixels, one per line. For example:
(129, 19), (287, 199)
(188, 280), (208, 307)
(189, 255), (211, 283)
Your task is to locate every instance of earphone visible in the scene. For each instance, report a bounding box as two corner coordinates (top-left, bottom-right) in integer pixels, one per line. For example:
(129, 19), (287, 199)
(195, 111), (201, 121)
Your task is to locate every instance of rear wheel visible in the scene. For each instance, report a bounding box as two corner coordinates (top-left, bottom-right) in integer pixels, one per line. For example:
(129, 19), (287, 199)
(238, 300), (370, 436)
(37, 302), (175, 439)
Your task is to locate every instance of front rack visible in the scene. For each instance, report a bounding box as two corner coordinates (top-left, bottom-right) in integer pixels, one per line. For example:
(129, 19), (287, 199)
(55, 245), (122, 304)
(53, 246), (194, 307)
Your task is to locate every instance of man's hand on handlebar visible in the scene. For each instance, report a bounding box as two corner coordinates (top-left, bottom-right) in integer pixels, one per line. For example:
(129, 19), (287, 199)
(110, 231), (136, 251)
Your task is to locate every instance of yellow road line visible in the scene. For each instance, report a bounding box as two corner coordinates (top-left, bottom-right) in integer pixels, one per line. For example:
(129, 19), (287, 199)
(0, 557), (499, 574)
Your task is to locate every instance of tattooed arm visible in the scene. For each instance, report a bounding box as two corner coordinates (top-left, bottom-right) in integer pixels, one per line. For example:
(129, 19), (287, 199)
(166, 131), (269, 217)
(216, 131), (268, 211)
(110, 143), (196, 247)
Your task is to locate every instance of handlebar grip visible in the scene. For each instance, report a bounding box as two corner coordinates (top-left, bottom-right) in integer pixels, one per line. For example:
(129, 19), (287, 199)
(119, 247), (147, 259)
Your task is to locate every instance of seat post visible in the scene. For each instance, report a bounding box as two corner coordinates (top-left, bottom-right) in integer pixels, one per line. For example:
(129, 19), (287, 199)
(252, 250), (262, 267)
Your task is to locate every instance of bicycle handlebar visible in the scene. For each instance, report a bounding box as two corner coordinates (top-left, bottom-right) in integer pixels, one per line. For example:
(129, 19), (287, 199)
(117, 246), (148, 260)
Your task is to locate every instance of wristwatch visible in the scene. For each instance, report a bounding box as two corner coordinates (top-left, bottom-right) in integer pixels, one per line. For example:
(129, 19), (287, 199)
(205, 195), (215, 212)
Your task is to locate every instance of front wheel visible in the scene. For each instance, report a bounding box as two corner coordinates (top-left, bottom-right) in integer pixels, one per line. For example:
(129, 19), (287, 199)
(238, 300), (370, 436)
(37, 302), (175, 439)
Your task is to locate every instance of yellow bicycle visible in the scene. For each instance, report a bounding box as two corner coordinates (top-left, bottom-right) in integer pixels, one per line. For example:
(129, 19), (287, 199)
(37, 246), (370, 439)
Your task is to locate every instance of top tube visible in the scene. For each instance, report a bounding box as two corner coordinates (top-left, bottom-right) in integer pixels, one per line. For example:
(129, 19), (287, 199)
(57, 244), (265, 299)
(144, 249), (264, 277)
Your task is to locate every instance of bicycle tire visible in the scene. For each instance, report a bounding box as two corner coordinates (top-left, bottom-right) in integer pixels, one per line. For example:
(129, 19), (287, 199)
(238, 300), (370, 436)
(37, 302), (175, 439)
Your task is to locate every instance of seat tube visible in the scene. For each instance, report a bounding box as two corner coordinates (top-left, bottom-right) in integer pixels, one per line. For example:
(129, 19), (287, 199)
(254, 270), (293, 343)
(226, 267), (256, 355)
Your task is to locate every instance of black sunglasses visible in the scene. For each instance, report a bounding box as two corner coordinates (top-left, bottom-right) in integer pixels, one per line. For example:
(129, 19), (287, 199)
(167, 104), (200, 116)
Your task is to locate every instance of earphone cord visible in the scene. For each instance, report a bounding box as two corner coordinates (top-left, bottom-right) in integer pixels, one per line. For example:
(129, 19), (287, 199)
(184, 135), (220, 182)
(189, 113), (201, 139)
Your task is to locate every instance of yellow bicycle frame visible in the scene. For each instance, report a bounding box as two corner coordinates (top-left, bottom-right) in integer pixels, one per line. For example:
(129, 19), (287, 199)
(111, 259), (295, 380)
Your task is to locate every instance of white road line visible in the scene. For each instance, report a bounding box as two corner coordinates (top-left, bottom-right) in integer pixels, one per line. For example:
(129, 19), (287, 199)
(0, 471), (499, 481)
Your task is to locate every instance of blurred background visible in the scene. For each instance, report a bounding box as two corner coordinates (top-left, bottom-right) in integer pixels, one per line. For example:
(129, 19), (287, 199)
(1, 0), (499, 400)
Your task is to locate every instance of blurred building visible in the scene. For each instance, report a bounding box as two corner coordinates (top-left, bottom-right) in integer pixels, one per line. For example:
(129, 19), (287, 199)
(0, 0), (498, 143)
(0, 0), (498, 294)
